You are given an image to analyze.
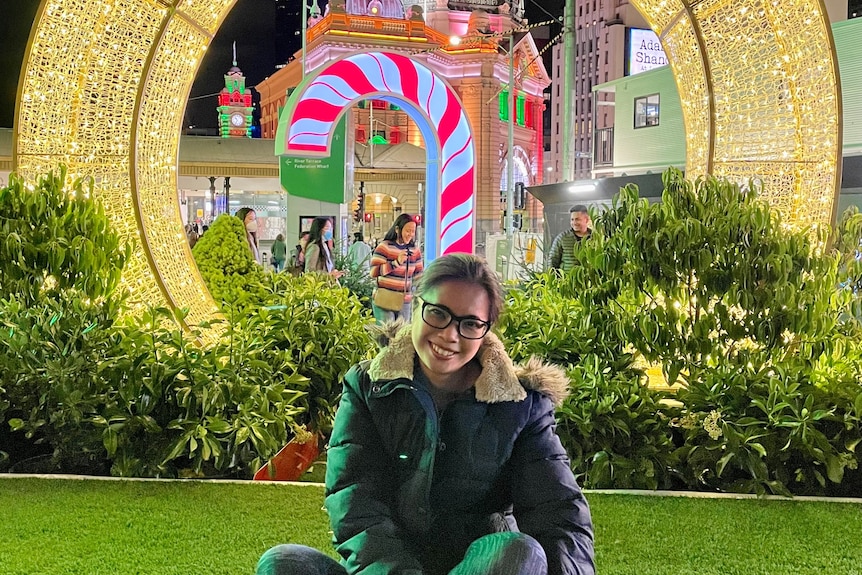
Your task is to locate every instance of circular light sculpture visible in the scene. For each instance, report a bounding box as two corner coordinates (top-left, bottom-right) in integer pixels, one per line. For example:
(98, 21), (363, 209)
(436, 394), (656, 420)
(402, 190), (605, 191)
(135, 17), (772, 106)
(630, 0), (842, 231)
(14, 0), (231, 330)
(13, 0), (842, 332)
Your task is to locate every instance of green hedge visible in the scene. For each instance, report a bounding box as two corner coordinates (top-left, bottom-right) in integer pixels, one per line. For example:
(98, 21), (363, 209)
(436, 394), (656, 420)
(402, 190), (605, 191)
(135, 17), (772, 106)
(0, 170), (375, 478)
(3, 167), (861, 494)
(500, 169), (862, 496)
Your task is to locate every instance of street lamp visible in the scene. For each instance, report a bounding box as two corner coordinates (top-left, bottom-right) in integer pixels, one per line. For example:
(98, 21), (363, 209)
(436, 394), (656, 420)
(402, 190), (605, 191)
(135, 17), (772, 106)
(497, 31), (516, 245)
(499, 33), (518, 282)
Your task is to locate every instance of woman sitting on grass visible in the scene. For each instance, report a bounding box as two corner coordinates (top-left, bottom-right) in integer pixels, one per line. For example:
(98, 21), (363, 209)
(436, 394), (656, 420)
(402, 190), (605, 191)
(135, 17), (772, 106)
(256, 254), (595, 575)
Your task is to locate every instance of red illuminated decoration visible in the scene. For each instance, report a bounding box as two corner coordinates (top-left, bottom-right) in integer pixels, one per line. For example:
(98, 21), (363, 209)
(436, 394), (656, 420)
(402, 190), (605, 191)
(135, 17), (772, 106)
(364, 212), (373, 222)
(278, 52), (475, 259)
(413, 214), (421, 226)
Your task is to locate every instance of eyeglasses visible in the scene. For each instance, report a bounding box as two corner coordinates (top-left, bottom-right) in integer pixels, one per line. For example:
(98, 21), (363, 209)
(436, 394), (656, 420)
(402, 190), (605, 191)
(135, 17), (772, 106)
(419, 300), (491, 340)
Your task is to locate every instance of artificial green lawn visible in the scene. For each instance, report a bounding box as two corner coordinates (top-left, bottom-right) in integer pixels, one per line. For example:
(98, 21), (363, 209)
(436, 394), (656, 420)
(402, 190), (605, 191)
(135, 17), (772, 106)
(1, 477), (860, 575)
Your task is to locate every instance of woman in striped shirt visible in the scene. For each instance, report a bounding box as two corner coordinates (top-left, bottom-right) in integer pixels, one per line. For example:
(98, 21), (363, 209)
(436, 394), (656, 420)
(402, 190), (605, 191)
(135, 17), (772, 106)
(370, 213), (424, 324)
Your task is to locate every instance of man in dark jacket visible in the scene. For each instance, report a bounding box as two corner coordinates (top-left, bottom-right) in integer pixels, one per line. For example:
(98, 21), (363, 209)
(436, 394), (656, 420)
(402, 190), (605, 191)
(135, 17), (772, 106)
(257, 254), (594, 575)
(549, 205), (592, 271)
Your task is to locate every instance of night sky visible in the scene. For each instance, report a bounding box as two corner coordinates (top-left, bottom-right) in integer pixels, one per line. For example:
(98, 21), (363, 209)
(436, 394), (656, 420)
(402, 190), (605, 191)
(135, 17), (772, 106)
(1, 0), (563, 131)
(1, 0), (279, 130)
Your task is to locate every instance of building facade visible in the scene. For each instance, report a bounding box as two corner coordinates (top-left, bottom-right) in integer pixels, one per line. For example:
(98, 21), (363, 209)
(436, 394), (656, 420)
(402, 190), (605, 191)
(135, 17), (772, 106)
(546, 0), (854, 185)
(255, 0), (551, 251)
(546, 0), (649, 183)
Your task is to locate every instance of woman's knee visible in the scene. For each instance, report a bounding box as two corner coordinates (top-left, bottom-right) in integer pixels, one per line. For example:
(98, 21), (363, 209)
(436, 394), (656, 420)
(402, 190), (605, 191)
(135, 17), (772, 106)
(498, 532), (546, 566)
(456, 532), (547, 575)
(255, 544), (344, 575)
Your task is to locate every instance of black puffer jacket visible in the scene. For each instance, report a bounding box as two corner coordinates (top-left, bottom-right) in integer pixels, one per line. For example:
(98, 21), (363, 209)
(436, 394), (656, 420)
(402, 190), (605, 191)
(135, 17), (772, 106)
(324, 325), (595, 575)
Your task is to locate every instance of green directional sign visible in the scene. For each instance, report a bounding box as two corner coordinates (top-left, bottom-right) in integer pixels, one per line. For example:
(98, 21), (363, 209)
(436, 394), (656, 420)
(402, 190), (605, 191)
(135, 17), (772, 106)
(279, 116), (347, 204)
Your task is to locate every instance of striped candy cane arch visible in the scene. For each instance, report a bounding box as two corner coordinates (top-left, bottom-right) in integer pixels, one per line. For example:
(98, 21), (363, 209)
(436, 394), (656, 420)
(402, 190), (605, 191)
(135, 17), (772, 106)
(276, 52), (476, 260)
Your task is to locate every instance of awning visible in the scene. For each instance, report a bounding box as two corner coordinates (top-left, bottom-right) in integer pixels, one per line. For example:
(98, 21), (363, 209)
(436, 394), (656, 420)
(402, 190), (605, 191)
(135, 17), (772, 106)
(525, 172), (667, 206)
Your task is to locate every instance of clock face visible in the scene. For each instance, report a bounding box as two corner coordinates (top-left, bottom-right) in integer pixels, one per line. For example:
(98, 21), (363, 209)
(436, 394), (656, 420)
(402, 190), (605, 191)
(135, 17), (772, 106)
(230, 113), (244, 127)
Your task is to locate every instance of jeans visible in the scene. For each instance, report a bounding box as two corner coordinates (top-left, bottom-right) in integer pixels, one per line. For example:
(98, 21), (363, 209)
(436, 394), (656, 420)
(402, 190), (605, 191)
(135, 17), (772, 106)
(372, 299), (413, 325)
(255, 533), (547, 575)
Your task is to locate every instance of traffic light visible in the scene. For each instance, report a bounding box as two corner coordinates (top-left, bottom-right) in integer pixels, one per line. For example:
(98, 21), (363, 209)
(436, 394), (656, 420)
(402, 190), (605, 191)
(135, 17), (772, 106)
(514, 181), (526, 210)
(512, 213), (522, 230)
(413, 214), (422, 226)
(354, 187), (365, 222)
(364, 212), (373, 223)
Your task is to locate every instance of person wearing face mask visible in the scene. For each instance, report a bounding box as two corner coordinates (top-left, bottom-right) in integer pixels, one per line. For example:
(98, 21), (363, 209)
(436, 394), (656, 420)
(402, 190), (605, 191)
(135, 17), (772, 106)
(236, 207), (261, 264)
(304, 216), (345, 279)
(254, 254), (595, 575)
(370, 213), (424, 324)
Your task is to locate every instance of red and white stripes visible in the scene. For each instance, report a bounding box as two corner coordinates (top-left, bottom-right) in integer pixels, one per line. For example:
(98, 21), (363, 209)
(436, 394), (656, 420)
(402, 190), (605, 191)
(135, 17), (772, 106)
(281, 52), (475, 256)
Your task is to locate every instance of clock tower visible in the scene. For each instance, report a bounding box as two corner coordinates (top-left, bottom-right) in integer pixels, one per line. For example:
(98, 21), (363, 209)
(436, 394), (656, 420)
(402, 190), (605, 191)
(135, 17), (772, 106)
(217, 42), (254, 138)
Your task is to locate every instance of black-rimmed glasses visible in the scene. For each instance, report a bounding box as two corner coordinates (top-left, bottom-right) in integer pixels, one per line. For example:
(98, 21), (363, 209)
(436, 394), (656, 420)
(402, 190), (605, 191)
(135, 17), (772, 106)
(419, 300), (490, 340)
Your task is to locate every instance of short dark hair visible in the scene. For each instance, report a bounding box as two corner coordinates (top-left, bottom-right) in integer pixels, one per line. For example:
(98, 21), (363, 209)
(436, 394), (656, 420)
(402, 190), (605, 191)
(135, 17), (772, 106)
(570, 204), (588, 214)
(353, 232), (364, 241)
(414, 254), (503, 325)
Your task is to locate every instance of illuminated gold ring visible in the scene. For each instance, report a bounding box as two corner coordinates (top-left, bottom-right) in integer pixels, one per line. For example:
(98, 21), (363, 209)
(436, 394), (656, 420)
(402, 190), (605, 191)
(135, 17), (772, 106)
(14, 0), (229, 331)
(13, 0), (842, 333)
(631, 0), (842, 231)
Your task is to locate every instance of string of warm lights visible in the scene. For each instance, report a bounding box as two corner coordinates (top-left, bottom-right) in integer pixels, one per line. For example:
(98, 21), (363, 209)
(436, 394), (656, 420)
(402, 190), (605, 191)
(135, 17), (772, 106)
(14, 0), (840, 342)
(17, 0), (228, 340)
(630, 0), (840, 233)
(449, 18), (561, 45)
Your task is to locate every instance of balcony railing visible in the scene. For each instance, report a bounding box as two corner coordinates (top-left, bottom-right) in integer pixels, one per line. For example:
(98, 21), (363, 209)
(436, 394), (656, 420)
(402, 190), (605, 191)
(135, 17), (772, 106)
(594, 127), (614, 167)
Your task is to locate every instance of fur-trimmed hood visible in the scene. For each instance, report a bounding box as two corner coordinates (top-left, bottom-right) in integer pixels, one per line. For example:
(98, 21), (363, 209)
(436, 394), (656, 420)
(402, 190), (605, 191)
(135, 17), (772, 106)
(367, 322), (570, 406)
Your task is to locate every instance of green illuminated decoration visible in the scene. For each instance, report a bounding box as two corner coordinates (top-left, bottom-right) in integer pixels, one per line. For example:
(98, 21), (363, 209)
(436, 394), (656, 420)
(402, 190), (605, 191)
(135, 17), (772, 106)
(498, 91), (525, 126)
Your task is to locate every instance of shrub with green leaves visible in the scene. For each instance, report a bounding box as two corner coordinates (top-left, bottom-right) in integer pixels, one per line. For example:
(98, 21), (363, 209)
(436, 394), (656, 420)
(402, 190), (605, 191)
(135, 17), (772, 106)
(90, 272), (373, 478)
(502, 168), (862, 495)
(92, 307), (308, 478)
(603, 170), (860, 495)
(834, 206), (862, 321)
(501, 271), (678, 490)
(192, 213), (266, 308)
(333, 251), (375, 307)
(1, 297), (122, 470)
(1, 168), (376, 478)
(0, 167), (130, 468)
(555, 355), (681, 490)
(251, 272), (376, 434)
(0, 167), (129, 305)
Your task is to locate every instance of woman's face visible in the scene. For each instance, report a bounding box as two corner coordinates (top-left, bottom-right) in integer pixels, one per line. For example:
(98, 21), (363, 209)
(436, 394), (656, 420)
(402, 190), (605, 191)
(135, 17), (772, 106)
(244, 211), (256, 226)
(412, 280), (489, 392)
(398, 221), (416, 244)
(324, 220), (332, 235)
